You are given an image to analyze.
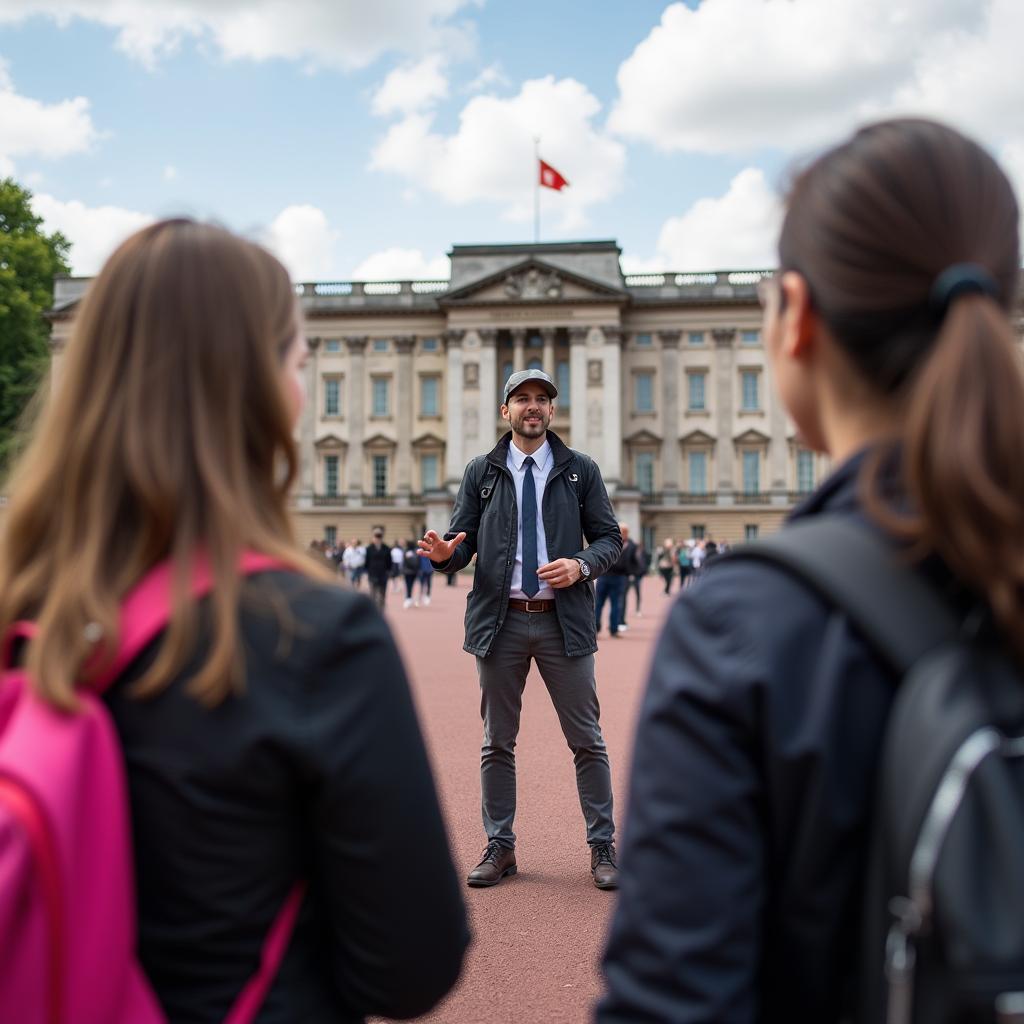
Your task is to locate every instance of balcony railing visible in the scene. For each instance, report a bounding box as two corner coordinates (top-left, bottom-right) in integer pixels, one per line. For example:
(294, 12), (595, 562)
(640, 492), (718, 506)
(313, 493), (348, 506)
(737, 491), (772, 504)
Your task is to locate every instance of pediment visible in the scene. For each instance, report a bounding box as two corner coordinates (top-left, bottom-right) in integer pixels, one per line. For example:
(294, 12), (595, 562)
(314, 433), (347, 450)
(440, 257), (627, 306)
(362, 432), (397, 450)
(679, 429), (716, 445)
(733, 428), (771, 445)
(411, 432), (446, 449)
(624, 428), (662, 446)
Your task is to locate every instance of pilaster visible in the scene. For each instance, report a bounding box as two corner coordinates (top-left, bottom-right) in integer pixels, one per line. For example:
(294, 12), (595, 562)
(658, 330), (681, 496)
(444, 329), (465, 485)
(540, 326), (557, 379)
(569, 326), (589, 454)
(511, 326), (527, 371)
(601, 326), (624, 485)
(394, 335), (415, 501)
(297, 335), (320, 507)
(477, 328), (498, 457)
(713, 328), (736, 502)
(344, 336), (367, 499)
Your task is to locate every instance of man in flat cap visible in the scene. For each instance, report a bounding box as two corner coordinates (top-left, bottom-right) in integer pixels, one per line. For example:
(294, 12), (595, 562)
(419, 368), (623, 890)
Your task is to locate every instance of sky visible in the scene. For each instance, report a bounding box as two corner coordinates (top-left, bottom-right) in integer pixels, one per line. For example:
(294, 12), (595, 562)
(1, 0), (1022, 282)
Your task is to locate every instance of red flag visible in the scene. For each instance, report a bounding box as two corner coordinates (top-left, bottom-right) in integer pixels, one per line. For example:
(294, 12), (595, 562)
(538, 158), (569, 191)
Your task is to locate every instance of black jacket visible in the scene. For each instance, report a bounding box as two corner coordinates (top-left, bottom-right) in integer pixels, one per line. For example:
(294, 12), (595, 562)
(106, 573), (469, 1024)
(598, 452), (902, 1023)
(363, 542), (392, 584)
(434, 430), (622, 657)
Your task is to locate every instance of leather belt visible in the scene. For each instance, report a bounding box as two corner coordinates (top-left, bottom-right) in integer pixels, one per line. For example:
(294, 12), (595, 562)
(507, 599), (556, 613)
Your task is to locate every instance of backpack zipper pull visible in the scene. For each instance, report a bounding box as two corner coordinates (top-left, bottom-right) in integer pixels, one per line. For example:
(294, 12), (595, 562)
(885, 896), (922, 1024)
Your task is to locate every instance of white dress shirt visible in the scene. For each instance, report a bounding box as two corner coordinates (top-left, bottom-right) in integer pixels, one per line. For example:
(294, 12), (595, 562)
(507, 437), (554, 600)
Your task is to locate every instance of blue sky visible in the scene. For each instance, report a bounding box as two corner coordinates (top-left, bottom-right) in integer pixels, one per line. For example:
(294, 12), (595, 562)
(1, 0), (1020, 280)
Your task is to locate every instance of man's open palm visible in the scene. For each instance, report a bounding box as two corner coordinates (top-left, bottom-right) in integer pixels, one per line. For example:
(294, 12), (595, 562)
(418, 530), (467, 563)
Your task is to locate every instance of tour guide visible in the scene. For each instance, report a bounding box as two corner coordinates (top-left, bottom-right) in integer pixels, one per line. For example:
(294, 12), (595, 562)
(419, 368), (623, 890)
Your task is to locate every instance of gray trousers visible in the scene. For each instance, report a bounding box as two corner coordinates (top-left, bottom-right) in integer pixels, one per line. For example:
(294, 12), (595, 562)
(476, 608), (615, 848)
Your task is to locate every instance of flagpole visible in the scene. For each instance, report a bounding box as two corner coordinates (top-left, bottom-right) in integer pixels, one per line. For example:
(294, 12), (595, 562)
(533, 136), (540, 244)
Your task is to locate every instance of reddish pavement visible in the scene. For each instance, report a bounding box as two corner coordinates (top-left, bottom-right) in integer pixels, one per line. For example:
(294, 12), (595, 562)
(380, 575), (674, 1024)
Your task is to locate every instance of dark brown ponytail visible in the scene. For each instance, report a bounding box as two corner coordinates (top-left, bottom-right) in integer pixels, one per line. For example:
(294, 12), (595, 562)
(779, 119), (1024, 657)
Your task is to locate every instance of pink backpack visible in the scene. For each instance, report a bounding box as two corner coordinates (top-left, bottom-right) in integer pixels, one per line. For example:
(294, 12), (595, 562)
(0, 552), (305, 1024)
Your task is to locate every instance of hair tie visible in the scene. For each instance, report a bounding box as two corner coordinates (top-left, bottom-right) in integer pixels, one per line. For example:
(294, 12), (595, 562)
(929, 262), (999, 315)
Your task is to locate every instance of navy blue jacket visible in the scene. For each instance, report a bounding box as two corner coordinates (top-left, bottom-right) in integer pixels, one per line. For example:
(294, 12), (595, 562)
(598, 453), (899, 1023)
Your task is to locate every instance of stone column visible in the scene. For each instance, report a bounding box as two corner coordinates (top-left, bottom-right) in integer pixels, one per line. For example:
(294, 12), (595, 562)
(713, 328), (736, 502)
(511, 327), (527, 370)
(344, 336), (367, 500)
(297, 336), (320, 507)
(569, 326), (589, 453)
(766, 357), (790, 504)
(601, 326), (623, 485)
(540, 326), (557, 379)
(394, 335), (415, 502)
(444, 329), (465, 486)
(478, 328), (498, 456)
(658, 330), (681, 496)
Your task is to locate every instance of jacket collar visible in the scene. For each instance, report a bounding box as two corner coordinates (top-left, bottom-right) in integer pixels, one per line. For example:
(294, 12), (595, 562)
(487, 429), (574, 469)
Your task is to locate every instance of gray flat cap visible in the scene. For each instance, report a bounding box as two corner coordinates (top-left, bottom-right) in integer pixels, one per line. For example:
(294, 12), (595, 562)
(502, 368), (558, 406)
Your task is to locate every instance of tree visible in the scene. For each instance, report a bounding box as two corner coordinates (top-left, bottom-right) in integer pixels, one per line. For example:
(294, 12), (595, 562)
(0, 178), (71, 469)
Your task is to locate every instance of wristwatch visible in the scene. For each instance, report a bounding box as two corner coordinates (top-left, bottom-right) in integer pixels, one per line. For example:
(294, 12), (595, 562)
(575, 558), (591, 581)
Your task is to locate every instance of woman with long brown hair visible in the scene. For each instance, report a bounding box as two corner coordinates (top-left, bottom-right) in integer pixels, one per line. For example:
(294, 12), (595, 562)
(0, 219), (468, 1022)
(598, 119), (1023, 1022)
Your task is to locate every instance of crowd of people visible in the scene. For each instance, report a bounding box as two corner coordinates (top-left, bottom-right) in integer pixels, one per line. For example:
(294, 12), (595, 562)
(1, 118), (1022, 1024)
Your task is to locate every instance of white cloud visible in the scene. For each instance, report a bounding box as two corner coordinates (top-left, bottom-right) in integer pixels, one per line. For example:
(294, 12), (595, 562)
(163, 164), (178, 181)
(31, 192), (153, 275)
(466, 62), (509, 93)
(623, 168), (781, 273)
(370, 75), (625, 230)
(0, 156), (15, 177)
(0, 0), (480, 70)
(261, 204), (340, 281)
(371, 54), (448, 116)
(0, 59), (97, 162)
(351, 247), (449, 280)
(610, 0), (1020, 156)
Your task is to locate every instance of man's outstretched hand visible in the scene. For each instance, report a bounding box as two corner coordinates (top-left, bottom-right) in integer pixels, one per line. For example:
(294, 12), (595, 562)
(418, 530), (467, 564)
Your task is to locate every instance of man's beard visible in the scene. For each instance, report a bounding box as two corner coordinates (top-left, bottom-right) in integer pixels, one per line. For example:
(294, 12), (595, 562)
(512, 411), (550, 437)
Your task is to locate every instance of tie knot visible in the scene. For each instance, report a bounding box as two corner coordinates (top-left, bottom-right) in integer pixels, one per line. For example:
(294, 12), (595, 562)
(523, 456), (535, 469)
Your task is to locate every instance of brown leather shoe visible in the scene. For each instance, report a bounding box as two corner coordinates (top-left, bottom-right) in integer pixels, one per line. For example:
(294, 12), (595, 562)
(591, 842), (619, 890)
(467, 840), (517, 888)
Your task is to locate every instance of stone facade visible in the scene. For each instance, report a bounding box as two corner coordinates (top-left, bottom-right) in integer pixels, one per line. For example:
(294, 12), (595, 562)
(44, 239), (1024, 553)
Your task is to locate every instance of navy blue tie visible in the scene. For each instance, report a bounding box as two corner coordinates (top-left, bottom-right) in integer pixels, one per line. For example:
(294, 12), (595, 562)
(521, 456), (539, 597)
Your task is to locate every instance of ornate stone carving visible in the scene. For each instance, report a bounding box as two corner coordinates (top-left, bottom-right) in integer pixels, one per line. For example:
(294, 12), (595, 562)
(477, 327), (498, 346)
(588, 359), (603, 385)
(568, 325), (590, 346)
(306, 336), (323, 351)
(602, 326), (625, 346)
(393, 335), (416, 354)
(463, 362), (479, 387)
(658, 329), (682, 349)
(503, 267), (564, 300)
(712, 327), (737, 347)
(344, 336), (368, 354)
(442, 329), (465, 349)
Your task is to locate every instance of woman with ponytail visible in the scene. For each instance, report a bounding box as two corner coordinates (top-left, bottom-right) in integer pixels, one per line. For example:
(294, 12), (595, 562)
(598, 119), (1023, 1023)
(0, 220), (468, 1022)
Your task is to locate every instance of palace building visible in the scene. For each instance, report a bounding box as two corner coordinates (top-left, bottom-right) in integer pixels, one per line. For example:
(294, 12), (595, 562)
(47, 239), (1024, 553)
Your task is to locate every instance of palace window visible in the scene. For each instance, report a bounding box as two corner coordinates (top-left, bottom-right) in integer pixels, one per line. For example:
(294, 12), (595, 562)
(324, 377), (340, 417)
(741, 370), (760, 411)
(324, 525), (337, 545)
(797, 448), (815, 492)
(689, 451), (708, 494)
(421, 453), (439, 491)
(372, 339), (389, 352)
(745, 524), (760, 541)
(325, 339), (341, 353)
(372, 377), (390, 416)
(373, 455), (388, 497)
(421, 337), (439, 351)
(420, 375), (440, 417)
(691, 524), (706, 540)
(324, 455), (339, 496)
(688, 331), (704, 345)
(688, 372), (706, 411)
(740, 330), (760, 345)
(634, 372), (654, 413)
(635, 452), (655, 495)
(635, 333), (653, 347)
(742, 450), (761, 494)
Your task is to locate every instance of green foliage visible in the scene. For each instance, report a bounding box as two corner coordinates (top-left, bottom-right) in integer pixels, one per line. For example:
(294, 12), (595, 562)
(0, 178), (71, 469)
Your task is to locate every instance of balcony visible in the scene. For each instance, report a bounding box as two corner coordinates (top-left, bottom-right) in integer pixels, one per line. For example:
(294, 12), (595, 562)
(737, 491), (772, 504)
(640, 492), (718, 506)
(313, 493), (348, 507)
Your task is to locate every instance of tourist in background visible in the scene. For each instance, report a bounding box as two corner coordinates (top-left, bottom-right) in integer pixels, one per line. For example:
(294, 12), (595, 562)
(402, 539), (421, 608)
(363, 528), (392, 611)
(656, 539), (676, 595)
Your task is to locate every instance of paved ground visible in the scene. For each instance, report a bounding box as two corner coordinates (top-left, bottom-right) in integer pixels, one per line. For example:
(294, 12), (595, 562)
(378, 574), (674, 1024)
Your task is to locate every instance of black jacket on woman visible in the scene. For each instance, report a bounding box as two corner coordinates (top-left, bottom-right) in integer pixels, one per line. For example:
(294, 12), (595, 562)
(106, 572), (469, 1024)
(598, 452), (906, 1023)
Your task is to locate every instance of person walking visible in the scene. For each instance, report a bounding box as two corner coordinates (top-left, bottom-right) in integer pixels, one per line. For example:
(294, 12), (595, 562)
(628, 541), (649, 619)
(655, 539), (676, 596)
(390, 539), (404, 594)
(419, 369), (623, 890)
(0, 219), (468, 1022)
(598, 119), (1024, 1023)
(417, 552), (434, 606)
(401, 540), (421, 608)
(596, 523), (636, 636)
(363, 528), (392, 611)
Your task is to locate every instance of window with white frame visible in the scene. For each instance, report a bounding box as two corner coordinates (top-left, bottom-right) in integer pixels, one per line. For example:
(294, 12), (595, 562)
(421, 337), (439, 351)
(691, 523), (705, 540)
(556, 360), (570, 409)
(740, 330), (760, 345)
(634, 372), (654, 413)
(324, 525), (337, 545)
(688, 331), (704, 345)
(742, 450), (761, 494)
(688, 371), (706, 411)
(689, 450), (708, 494)
(635, 452), (655, 494)
(372, 339), (389, 352)
(741, 370), (760, 411)
(325, 339), (341, 353)
(324, 377), (340, 417)
(421, 453), (439, 491)
(420, 375), (440, 417)
(372, 455), (388, 497)
(635, 332), (653, 347)
(745, 524), (759, 541)
(324, 454), (339, 496)
(796, 448), (815, 492)
(372, 377), (390, 416)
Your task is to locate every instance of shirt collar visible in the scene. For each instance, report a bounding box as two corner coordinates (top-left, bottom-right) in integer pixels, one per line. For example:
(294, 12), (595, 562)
(508, 437), (552, 472)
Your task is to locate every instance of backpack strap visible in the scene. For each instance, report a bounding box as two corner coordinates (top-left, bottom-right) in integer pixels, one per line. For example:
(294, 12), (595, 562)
(89, 551), (293, 692)
(728, 517), (961, 677)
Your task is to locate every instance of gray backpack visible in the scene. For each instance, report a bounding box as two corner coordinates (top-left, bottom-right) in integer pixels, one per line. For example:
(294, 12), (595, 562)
(734, 518), (1024, 1024)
